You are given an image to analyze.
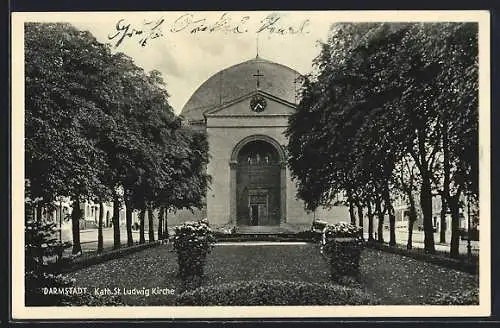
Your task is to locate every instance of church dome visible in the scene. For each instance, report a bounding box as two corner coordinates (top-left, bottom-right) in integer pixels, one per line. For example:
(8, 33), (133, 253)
(180, 56), (302, 121)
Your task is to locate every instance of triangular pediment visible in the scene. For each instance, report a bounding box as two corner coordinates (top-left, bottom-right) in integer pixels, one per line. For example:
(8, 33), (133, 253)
(204, 90), (296, 117)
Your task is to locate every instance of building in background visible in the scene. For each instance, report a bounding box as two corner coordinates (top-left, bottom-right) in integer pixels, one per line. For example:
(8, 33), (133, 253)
(30, 197), (140, 231)
(178, 56), (350, 230)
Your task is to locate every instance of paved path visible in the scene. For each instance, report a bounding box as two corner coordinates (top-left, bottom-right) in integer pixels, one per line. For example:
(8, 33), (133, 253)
(378, 229), (479, 255)
(60, 228), (162, 256)
(63, 225), (479, 256)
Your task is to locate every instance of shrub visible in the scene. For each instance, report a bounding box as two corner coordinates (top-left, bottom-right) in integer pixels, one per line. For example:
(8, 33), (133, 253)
(25, 217), (72, 306)
(427, 288), (479, 305)
(25, 271), (72, 306)
(173, 219), (216, 282)
(25, 218), (126, 306)
(25, 218), (72, 270)
(175, 280), (380, 305)
(321, 223), (365, 281)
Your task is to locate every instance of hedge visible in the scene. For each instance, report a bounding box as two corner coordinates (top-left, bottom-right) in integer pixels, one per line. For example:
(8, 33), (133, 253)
(175, 279), (380, 306)
(427, 288), (479, 305)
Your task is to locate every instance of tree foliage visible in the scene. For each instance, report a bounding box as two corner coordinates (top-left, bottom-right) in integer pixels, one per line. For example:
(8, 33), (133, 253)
(286, 22), (478, 255)
(25, 23), (210, 252)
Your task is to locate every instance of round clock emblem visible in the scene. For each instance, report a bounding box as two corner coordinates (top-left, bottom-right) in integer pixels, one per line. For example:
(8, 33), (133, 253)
(250, 95), (267, 112)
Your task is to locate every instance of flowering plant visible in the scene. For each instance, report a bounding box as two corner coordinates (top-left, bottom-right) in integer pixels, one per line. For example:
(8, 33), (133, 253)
(322, 222), (364, 239)
(173, 219), (216, 282)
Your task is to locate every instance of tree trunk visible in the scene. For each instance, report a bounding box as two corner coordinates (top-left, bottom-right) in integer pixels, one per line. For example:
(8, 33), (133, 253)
(388, 207), (396, 246)
(439, 199), (447, 244)
(25, 199), (35, 221)
(367, 201), (374, 241)
(407, 190), (417, 250)
(347, 190), (356, 225)
(148, 205), (155, 242)
(36, 205), (42, 221)
(71, 197), (82, 254)
(449, 195), (461, 258)
(125, 196), (134, 247)
(139, 206), (146, 244)
(376, 198), (384, 243)
(164, 208), (169, 239)
(357, 204), (364, 228)
(420, 174), (435, 253)
(407, 220), (414, 250)
(157, 207), (164, 240)
(112, 196), (121, 249)
(413, 125), (436, 254)
(97, 202), (104, 253)
(31, 205), (36, 222)
(440, 115), (450, 244)
(383, 187), (396, 246)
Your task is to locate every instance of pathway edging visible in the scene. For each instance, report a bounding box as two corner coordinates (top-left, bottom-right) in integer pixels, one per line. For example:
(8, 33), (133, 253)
(61, 241), (163, 273)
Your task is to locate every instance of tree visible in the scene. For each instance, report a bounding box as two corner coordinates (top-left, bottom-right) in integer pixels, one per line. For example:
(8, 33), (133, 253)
(424, 23), (479, 257)
(157, 207), (165, 240)
(287, 23), (409, 243)
(97, 202), (105, 252)
(112, 191), (122, 249)
(25, 23), (213, 257)
(156, 127), (211, 231)
(101, 56), (178, 247)
(25, 23), (113, 254)
(139, 206), (146, 244)
(148, 205), (155, 242)
(394, 156), (420, 249)
(25, 23), (181, 252)
(286, 22), (478, 257)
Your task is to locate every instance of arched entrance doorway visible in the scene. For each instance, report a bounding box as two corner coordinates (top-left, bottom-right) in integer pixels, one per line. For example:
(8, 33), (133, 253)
(230, 135), (286, 226)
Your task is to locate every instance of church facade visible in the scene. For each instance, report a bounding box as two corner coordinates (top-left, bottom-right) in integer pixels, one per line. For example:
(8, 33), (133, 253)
(179, 56), (348, 229)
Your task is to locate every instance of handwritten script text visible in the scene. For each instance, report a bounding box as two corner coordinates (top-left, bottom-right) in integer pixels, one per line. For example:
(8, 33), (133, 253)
(108, 13), (311, 48)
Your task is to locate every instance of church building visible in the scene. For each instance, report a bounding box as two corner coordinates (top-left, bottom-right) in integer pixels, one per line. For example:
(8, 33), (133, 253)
(178, 56), (348, 230)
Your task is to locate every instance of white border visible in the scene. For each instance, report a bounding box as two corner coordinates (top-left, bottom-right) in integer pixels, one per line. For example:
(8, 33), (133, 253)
(11, 10), (491, 319)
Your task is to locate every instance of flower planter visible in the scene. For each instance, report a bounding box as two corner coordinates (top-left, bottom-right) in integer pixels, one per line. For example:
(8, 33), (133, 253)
(321, 223), (364, 281)
(173, 220), (215, 285)
(324, 239), (364, 279)
(176, 248), (208, 279)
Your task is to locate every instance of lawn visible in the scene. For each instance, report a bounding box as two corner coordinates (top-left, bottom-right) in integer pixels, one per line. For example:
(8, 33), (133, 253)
(65, 242), (479, 306)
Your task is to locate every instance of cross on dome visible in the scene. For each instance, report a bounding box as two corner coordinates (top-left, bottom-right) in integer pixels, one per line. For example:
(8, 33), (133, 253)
(253, 69), (264, 90)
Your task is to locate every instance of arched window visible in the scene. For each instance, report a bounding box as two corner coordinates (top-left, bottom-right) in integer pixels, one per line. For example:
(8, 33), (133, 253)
(237, 140), (279, 165)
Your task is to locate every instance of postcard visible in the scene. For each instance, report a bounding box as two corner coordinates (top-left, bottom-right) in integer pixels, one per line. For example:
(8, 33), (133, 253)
(11, 10), (491, 319)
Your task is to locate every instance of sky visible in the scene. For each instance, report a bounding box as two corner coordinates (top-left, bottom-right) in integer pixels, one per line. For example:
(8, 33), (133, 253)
(65, 11), (336, 113)
(24, 11), (484, 114)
